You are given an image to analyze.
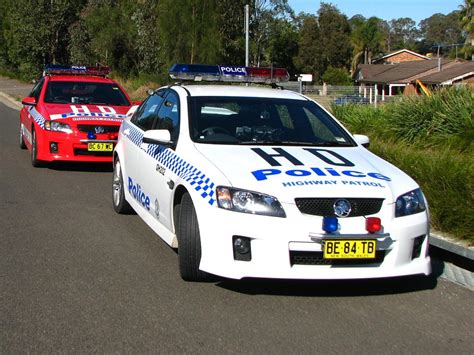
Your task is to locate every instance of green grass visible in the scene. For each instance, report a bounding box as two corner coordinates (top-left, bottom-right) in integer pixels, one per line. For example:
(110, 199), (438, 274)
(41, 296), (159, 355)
(371, 140), (473, 244)
(332, 87), (474, 245)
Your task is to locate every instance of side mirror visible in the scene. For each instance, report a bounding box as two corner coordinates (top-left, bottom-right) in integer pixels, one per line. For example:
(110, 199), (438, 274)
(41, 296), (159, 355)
(353, 134), (370, 148)
(21, 97), (36, 106)
(142, 129), (173, 146)
(132, 100), (142, 106)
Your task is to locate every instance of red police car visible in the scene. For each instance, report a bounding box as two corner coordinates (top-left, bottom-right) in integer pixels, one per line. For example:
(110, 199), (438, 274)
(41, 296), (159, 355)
(19, 65), (135, 166)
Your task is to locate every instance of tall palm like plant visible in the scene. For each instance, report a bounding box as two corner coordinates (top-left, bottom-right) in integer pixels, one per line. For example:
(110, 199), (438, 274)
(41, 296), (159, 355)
(459, 0), (473, 59)
(350, 17), (385, 74)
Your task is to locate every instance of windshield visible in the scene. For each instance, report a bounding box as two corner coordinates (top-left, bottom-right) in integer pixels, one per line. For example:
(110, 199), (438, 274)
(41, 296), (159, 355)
(44, 81), (130, 106)
(188, 96), (355, 146)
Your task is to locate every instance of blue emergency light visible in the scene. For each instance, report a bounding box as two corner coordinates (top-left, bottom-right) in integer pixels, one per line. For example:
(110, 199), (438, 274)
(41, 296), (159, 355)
(44, 64), (111, 77)
(169, 64), (290, 84)
(322, 216), (339, 233)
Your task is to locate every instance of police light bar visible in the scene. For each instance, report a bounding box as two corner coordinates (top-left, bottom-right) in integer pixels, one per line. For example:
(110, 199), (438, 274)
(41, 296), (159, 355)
(44, 65), (111, 77)
(169, 64), (290, 83)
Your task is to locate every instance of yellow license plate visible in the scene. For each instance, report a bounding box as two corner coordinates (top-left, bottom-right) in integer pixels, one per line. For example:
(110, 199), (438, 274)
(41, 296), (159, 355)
(324, 240), (376, 259)
(88, 142), (113, 151)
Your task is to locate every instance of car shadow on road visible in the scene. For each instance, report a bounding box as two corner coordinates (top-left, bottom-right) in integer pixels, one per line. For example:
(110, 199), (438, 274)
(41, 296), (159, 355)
(215, 259), (445, 296)
(46, 161), (113, 172)
(216, 274), (439, 297)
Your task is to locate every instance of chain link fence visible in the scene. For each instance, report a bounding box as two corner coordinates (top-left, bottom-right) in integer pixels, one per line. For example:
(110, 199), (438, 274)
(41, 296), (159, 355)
(281, 82), (400, 110)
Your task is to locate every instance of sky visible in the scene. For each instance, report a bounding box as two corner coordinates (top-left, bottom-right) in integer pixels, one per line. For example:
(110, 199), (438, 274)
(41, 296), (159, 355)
(288, 0), (462, 24)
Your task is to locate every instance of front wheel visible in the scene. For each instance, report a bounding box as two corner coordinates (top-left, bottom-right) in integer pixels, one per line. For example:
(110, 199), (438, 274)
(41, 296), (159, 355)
(19, 123), (26, 149)
(31, 128), (45, 167)
(176, 192), (211, 282)
(112, 157), (133, 214)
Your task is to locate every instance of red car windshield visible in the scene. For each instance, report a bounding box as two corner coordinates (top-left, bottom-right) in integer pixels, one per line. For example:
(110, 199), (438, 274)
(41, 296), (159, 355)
(44, 81), (130, 106)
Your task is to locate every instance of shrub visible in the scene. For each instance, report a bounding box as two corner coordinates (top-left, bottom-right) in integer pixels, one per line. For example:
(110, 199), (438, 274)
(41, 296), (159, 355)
(322, 66), (353, 85)
(332, 87), (474, 244)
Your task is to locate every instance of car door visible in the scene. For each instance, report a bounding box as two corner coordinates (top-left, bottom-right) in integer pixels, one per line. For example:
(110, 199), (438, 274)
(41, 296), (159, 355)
(139, 89), (181, 232)
(121, 90), (165, 213)
(21, 78), (45, 147)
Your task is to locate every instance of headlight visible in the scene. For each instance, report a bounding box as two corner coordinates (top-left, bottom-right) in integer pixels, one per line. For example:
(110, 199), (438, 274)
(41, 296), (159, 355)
(395, 188), (426, 217)
(44, 121), (73, 134)
(216, 186), (286, 217)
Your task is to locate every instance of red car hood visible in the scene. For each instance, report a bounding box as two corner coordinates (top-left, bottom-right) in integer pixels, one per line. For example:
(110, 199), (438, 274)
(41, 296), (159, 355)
(44, 103), (131, 122)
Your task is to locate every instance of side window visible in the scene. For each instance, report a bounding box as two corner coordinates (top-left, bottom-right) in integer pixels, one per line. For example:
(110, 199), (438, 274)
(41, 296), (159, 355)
(154, 91), (180, 144)
(30, 78), (44, 101)
(131, 91), (165, 131)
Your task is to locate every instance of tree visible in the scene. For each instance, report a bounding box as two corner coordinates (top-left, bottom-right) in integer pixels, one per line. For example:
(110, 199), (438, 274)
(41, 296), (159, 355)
(350, 16), (385, 73)
(249, 0), (294, 67)
(215, 0), (248, 65)
(388, 17), (419, 50)
(68, 17), (94, 65)
(82, 1), (140, 76)
(266, 18), (299, 75)
(459, 0), (473, 60)
(2, 0), (85, 79)
(293, 13), (324, 80)
(418, 12), (465, 55)
(317, 3), (352, 71)
(157, 0), (221, 69)
(322, 66), (352, 85)
(133, 0), (163, 74)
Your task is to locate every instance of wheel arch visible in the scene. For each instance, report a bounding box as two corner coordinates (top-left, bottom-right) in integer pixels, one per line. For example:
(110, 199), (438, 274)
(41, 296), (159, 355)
(173, 184), (189, 233)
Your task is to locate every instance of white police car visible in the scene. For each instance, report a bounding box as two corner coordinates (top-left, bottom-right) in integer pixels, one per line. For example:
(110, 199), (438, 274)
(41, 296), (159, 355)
(112, 64), (431, 281)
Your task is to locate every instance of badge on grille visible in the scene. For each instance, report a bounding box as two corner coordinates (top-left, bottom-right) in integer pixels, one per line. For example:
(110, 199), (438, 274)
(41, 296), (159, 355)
(333, 199), (351, 217)
(94, 126), (105, 134)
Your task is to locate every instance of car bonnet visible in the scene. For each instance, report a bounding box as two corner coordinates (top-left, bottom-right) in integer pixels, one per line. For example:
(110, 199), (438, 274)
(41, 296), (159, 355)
(43, 103), (130, 122)
(194, 144), (419, 204)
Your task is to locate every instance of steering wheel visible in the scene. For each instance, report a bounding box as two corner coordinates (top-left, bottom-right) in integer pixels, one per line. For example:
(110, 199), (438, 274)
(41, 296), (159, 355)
(201, 126), (231, 136)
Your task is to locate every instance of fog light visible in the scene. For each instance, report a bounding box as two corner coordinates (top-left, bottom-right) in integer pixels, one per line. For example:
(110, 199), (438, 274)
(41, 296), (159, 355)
(50, 142), (58, 153)
(233, 236), (251, 261)
(365, 217), (381, 233)
(411, 235), (425, 259)
(322, 216), (338, 233)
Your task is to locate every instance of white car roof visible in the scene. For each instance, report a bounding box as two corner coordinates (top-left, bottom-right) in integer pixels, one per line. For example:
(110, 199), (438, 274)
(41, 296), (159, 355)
(175, 84), (308, 100)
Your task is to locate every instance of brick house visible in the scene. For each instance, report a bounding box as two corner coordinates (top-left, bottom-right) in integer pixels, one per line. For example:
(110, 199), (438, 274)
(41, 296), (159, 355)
(355, 59), (473, 101)
(372, 49), (429, 64)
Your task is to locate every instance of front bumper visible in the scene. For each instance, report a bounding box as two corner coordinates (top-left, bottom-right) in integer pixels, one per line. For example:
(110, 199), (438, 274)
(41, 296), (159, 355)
(197, 203), (431, 280)
(34, 126), (119, 163)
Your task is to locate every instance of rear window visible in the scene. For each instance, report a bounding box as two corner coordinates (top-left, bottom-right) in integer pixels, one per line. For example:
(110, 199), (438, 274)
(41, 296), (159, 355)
(44, 81), (130, 106)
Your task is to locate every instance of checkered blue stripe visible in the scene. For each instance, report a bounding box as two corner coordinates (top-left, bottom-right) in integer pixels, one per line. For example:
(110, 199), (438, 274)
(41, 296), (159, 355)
(29, 107), (46, 129)
(122, 121), (216, 205)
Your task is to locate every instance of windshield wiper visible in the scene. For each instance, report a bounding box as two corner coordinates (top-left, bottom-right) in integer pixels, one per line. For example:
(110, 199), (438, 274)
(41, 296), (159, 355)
(237, 140), (353, 146)
(312, 141), (353, 147)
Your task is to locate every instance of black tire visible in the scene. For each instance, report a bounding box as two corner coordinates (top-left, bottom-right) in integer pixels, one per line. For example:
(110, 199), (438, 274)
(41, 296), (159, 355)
(19, 123), (26, 149)
(176, 192), (211, 282)
(31, 128), (45, 167)
(112, 157), (133, 214)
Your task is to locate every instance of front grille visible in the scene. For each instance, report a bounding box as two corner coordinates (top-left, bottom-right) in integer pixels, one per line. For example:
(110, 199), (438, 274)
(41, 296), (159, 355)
(290, 250), (385, 266)
(295, 198), (384, 217)
(77, 125), (120, 133)
(74, 148), (113, 157)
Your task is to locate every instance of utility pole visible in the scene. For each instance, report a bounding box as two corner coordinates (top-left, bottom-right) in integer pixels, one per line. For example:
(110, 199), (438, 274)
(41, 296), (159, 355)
(245, 4), (249, 67)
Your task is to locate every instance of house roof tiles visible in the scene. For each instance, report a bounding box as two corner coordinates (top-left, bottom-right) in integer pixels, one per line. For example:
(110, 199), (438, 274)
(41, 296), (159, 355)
(357, 59), (471, 85)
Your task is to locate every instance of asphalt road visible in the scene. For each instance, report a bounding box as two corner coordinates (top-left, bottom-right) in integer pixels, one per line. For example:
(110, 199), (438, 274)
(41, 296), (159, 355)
(1, 101), (473, 353)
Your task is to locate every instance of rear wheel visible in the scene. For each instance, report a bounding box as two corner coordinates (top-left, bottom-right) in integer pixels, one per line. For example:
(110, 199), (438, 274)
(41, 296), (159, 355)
(112, 157), (133, 214)
(31, 128), (44, 167)
(19, 123), (26, 149)
(176, 192), (211, 282)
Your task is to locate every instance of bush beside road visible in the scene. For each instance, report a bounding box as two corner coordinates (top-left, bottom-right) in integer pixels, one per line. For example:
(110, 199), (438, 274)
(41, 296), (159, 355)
(332, 87), (473, 246)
